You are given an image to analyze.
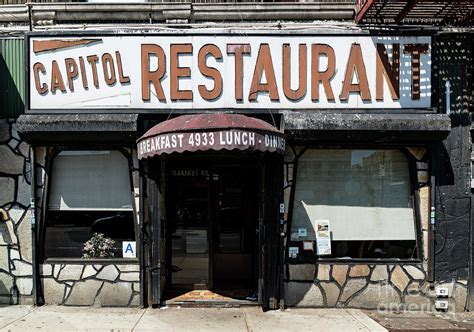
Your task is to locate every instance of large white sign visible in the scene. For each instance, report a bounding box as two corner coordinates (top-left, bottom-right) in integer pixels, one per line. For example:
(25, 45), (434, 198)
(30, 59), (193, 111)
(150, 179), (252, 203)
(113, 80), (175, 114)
(29, 34), (431, 111)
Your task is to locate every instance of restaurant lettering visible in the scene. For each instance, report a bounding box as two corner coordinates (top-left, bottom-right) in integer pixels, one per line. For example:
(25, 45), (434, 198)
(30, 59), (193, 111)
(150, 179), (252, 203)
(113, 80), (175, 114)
(29, 36), (431, 110)
(33, 51), (130, 94)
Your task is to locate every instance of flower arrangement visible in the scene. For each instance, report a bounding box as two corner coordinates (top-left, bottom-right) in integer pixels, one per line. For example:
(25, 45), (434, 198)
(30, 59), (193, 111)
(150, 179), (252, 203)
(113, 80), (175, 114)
(82, 233), (116, 258)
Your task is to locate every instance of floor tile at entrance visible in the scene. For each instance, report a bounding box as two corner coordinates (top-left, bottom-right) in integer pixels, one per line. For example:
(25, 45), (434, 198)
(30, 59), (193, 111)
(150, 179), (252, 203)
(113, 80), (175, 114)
(165, 289), (256, 304)
(168, 290), (233, 302)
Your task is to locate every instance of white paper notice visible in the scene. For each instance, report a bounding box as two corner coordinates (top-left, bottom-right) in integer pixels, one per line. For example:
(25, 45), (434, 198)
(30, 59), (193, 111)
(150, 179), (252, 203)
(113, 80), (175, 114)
(288, 247), (299, 258)
(314, 220), (331, 255)
(302, 241), (314, 251)
(298, 228), (307, 237)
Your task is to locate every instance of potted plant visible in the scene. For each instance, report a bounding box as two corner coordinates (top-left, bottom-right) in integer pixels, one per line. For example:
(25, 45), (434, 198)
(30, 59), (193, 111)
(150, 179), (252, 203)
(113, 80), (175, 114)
(82, 233), (116, 258)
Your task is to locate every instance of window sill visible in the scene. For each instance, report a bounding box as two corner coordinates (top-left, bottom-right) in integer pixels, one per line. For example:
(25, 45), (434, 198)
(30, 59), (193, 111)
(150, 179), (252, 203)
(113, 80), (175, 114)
(287, 258), (422, 265)
(43, 258), (139, 265)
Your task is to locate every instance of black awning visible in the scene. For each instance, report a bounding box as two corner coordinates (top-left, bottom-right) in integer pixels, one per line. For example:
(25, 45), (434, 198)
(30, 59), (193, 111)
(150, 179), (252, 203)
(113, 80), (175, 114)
(17, 114), (138, 144)
(283, 112), (451, 143)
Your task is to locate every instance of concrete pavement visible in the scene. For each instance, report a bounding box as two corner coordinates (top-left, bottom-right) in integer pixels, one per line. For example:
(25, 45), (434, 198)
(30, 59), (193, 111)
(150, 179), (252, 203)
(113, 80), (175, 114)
(0, 306), (387, 331)
(367, 310), (474, 331)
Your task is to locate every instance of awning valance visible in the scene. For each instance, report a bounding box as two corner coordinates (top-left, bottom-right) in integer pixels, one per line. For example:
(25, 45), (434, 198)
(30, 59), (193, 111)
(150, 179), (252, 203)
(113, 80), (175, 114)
(137, 113), (285, 159)
(17, 114), (138, 144)
(282, 111), (451, 143)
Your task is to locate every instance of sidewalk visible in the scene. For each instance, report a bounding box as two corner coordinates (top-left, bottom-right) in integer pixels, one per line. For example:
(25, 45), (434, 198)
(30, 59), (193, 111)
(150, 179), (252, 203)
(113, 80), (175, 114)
(367, 310), (474, 331)
(0, 306), (386, 331)
(1, 305), (473, 331)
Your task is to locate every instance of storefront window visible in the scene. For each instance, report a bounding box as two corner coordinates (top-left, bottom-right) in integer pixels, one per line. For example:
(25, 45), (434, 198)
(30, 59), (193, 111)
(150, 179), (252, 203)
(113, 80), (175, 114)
(290, 149), (417, 260)
(44, 150), (135, 259)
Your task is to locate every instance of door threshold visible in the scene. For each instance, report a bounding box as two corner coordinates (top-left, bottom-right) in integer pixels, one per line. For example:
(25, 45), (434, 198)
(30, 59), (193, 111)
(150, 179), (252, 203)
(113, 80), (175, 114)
(163, 288), (259, 307)
(164, 299), (259, 308)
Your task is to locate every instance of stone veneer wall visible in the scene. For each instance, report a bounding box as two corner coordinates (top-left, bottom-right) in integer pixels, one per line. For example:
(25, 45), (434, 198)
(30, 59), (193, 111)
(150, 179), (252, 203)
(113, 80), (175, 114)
(285, 263), (468, 311)
(0, 119), (34, 304)
(41, 263), (140, 306)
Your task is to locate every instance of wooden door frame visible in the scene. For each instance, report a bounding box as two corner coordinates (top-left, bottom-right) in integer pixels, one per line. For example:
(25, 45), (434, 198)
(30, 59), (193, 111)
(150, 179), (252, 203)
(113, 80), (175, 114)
(209, 164), (261, 295)
(145, 153), (282, 307)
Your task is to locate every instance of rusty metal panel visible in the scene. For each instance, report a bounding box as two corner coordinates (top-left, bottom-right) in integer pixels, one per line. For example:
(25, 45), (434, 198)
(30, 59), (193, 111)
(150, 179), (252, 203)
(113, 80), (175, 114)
(0, 38), (25, 119)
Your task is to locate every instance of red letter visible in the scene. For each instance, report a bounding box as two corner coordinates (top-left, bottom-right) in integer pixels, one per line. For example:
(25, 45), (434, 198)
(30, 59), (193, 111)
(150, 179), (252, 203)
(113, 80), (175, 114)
(33, 62), (48, 94)
(141, 44), (166, 102)
(404, 44), (429, 100)
(340, 44), (371, 102)
(249, 44), (279, 102)
(311, 44), (335, 102)
(198, 44), (223, 101)
(50, 60), (66, 94)
(227, 44), (251, 102)
(86, 55), (100, 88)
(376, 44), (400, 101)
(170, 44), (193, 101)
(64, 58), (78, 92)
(283, 44), (307, 101)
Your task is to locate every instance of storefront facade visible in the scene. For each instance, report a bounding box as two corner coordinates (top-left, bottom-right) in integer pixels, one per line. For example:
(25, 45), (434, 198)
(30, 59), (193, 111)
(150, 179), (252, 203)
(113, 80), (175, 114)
(0, 2), (472, 311)
(16, 31), (453, 309)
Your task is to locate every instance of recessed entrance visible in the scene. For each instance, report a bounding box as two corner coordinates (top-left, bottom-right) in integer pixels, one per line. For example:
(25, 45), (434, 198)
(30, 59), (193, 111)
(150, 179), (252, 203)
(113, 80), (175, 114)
(164, 158), (260, 304)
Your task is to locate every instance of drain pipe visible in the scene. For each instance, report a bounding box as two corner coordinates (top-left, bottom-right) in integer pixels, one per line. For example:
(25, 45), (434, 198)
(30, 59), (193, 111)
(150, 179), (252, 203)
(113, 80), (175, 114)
(428, 80), (451, 284)
(429, 154), (436, 284)
(445, 80), (451, 115)
(30, 146), (43, 305)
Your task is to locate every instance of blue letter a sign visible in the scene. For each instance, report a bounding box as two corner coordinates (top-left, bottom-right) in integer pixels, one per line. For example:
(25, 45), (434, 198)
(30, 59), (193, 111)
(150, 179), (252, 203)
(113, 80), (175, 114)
(122, 241), (136, 258)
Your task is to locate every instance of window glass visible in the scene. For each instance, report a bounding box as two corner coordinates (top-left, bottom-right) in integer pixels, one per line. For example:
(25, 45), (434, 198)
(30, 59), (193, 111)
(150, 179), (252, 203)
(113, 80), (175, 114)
(290, 149), (417, 259)
(48, 151), (132, 211)
(44, 150), (135, 259)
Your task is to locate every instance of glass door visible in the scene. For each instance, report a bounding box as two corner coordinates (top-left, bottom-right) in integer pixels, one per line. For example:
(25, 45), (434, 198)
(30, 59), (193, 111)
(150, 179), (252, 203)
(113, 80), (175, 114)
(211, 166), (259, 298)
(165, 161), (260, 301)
(167, 168), (210, 290)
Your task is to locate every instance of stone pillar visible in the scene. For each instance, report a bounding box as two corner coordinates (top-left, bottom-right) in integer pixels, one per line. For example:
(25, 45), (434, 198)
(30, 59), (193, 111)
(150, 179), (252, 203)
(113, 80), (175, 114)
(0, 119), (34, 305)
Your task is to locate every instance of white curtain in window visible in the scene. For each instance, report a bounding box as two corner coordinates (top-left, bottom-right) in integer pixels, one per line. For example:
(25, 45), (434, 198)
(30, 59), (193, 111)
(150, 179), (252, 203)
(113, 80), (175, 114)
(48, 150), (133, 211)
(291, 149), (416, 241)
